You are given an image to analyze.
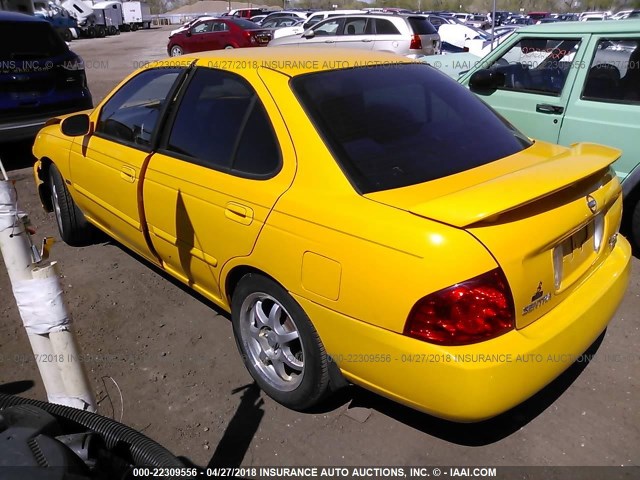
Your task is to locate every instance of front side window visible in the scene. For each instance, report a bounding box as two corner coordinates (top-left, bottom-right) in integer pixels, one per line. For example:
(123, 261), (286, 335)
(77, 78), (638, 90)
(292, 64), (531, 193)
(164, 68), (280, 177)
(96, 68), (181, 148)
(192, 21), (212, 34)
(313, 18), (344, 36)
(490, 38), (581, 96)
(582, 39), (640, 103)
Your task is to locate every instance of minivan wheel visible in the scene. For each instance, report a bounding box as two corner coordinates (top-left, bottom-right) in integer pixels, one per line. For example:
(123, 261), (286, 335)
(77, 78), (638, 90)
(48, 164), (95, 247)
(169, 45), (183, 56)
(232, 274), (330, 410)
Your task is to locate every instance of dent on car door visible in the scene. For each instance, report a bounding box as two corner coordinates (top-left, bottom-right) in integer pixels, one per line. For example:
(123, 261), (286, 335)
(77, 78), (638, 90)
(560, 37), (640, 182)
(144, 67), (296, 303)
(68, 67), (185, 261)
(466, 36), (587, 143)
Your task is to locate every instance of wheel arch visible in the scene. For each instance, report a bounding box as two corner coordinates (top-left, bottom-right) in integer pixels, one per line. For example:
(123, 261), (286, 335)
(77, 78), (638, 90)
(36, 157), (54, 212)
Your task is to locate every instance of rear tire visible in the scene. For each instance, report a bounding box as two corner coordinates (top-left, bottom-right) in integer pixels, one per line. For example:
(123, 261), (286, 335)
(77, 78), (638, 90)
(48, 164), (95, 247)
(231, 274), (330, 411)
(96, 25), (106, 38)
(131, 23), (138, 32)
(224, 44), (234, 49)
(87, 26), (96, 38)
(61, 29), (72, 42)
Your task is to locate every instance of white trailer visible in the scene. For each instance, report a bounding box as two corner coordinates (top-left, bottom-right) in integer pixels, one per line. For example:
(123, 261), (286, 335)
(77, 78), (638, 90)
(92, 0), (123, 35)
(121, 1), (151, 31)
(61, 0), (106, 37)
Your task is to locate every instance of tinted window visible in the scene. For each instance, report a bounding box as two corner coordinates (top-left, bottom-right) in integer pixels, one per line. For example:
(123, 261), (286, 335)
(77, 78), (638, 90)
(490, 38), (581, 96)
(292, 64), (531, 193)
(166, 68), (280, 176)
(582, 40), (640, 103)
(0, 22), (67, 60)
(407, 17), (437, 34)
(96, 68), (181, 147)
(229, 18), (260, 29)
(375, 19), (400, 35)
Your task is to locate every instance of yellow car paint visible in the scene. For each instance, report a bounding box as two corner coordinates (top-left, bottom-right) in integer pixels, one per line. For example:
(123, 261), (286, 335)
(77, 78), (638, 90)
(32, 48), (632, 420)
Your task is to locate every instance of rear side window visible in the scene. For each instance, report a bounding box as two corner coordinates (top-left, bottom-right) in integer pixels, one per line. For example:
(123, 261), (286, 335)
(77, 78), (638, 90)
(0, 21), (67, 60)
(292, 64), (531, 193)
(374, 19), (400, 35)
(582, 39), (640, 103)
(229, 18), (259, 29)
(164, 68), (280, 177)
(407, 17), (437, 35)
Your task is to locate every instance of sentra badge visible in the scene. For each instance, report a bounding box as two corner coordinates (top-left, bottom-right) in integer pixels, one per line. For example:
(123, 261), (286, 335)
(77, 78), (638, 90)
(523, 282), (551, 316)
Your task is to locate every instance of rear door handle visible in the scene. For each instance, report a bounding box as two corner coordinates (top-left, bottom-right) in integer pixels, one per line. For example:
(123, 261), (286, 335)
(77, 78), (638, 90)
(324, 40), (334, 43)
(225, 202), (253, 225)
(362, 39), (373, 42)
(536, 104), (564, 115)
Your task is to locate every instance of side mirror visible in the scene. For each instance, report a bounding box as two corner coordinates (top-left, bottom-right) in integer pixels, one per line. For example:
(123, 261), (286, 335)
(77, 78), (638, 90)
(186, 29), (192, 37)
(302, 29), (315, 39)
(61, 113), (90, 136)
(469, 69), (505, 91)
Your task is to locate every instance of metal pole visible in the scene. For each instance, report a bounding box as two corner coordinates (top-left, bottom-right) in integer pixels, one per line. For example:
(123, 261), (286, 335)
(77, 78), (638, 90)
(0, 166), (95, 412)
(491, 0), (496, 52)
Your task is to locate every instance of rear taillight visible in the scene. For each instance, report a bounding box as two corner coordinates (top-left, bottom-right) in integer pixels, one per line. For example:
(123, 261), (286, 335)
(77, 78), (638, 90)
(409, 34), (422, 50)
(404, 268), (515, 346)
(244, 31), (257, 44)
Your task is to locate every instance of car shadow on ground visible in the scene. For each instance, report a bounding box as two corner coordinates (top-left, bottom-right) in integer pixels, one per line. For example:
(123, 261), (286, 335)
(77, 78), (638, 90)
(0, 380), (35, 396)
(0, 140), (36, 172)
(322, 330), (607, 446)
(105, 240), (607, 447)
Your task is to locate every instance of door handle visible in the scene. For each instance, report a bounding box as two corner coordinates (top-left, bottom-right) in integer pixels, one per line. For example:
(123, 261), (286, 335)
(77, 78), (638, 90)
(120, 165), (136, 182)
(324, 40), (334, 43)
(536, 104), (564, 115)
(362, 39), (373, 42)
(225, 202), (253, 225)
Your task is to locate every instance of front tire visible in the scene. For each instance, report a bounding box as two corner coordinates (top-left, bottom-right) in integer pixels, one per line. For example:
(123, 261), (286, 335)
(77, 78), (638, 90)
(48, 164), (94, 247)
(224, 44), (234, 49)
(232, 274), (330, 410)
(169, 45), (183, 56)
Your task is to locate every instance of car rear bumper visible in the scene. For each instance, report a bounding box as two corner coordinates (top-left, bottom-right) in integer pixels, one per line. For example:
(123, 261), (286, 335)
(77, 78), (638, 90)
(0, 101), (93, 142)
(295, 236), (631, 421)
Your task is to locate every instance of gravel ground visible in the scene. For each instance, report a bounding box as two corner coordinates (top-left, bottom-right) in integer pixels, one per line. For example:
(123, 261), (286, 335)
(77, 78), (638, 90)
(0, 26), (638, 473)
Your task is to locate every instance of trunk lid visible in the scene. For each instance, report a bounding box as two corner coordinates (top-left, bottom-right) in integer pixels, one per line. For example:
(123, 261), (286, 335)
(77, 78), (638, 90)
(365, 141), (623, 328)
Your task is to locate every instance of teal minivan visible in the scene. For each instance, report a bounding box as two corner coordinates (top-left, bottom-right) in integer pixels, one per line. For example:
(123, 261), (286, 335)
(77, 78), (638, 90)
(434, 21), (640, 251)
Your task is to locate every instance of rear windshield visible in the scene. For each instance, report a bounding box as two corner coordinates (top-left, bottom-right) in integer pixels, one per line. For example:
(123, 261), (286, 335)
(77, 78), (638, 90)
(406, 17), (437, 35)
(229, 18), (260, 29)
(291, 64), (531, 194)
(0, 21), (67, 60)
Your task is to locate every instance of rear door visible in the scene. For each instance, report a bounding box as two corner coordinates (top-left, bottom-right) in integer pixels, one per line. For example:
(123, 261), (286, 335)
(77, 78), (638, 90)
(462, 34), (589, 143)
(143, 66), (296, 301)
(69, 67), (185, 261)
(559, 36), (640, 183)
(372, 18), (404, 53)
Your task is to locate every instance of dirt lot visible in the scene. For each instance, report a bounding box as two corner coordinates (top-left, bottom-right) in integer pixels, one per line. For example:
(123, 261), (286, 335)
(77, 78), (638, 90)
(0, 26), (639, 473)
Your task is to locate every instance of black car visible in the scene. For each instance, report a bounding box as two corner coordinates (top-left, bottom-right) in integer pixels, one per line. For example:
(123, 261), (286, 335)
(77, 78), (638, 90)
(0, 11), (92, 142)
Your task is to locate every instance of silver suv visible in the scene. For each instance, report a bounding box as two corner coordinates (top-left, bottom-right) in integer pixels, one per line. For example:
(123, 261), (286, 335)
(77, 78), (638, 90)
(268, 14), (441, 56)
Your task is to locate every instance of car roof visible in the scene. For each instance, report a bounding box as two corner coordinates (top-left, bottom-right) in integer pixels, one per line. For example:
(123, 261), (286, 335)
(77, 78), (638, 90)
(149, 47), (412, 77)
(0, 11), (48, 23)
(519, 19), (640, 34)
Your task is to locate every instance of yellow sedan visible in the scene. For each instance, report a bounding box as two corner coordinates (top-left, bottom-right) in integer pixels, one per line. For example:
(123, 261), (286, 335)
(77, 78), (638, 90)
(32, 48), (631, 421)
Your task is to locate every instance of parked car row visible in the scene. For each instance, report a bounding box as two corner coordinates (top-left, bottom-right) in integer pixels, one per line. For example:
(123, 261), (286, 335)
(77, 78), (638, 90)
(168, 12), (441, 58)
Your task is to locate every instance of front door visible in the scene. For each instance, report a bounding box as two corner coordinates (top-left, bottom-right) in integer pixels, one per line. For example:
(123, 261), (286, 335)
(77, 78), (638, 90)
(69, 67), (185, 261)
(463, 35), (588, 143)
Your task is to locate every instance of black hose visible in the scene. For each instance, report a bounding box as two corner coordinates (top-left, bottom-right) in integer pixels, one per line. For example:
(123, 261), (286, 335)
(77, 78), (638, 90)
(0, 393), (184, 468)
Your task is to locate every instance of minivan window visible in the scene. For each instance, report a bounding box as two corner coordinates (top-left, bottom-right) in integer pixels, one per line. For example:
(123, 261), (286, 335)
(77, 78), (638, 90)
(292, 64), (531, 193)
(0, 22), (67, 60)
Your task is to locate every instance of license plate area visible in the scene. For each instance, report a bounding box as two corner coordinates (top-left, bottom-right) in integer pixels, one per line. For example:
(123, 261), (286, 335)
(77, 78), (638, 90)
(553, 215), (603, 291)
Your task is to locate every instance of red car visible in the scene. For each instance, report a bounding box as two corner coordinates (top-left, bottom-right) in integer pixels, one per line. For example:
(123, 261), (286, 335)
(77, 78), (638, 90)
(167, 17), (272, 56)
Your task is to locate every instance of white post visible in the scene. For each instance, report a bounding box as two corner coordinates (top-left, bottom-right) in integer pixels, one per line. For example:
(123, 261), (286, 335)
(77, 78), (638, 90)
(0, 172), (95, 412)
